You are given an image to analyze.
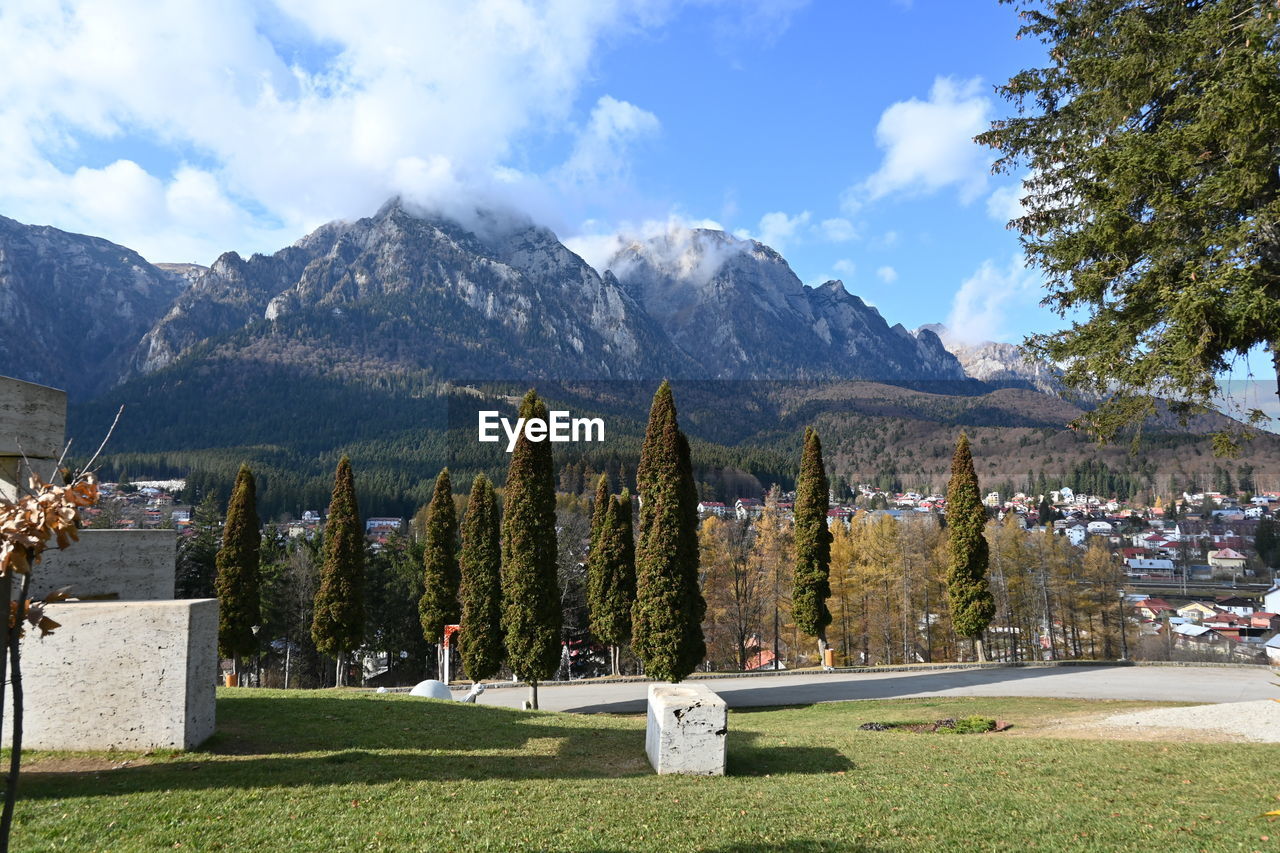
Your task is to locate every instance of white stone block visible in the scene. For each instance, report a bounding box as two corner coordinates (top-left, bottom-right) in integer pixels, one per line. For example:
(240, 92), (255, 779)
(645, 682), (727, 776)
(4, 599), (217, 750)
(33, 529), (177, 601)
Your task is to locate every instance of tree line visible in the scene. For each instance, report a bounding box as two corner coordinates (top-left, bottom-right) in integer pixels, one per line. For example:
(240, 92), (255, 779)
(194, 403), (1136, 694)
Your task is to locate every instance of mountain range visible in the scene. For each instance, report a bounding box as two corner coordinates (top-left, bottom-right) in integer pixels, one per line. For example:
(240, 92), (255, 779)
(2, 199), (1029, 400)
(3, 200), (1272, 518)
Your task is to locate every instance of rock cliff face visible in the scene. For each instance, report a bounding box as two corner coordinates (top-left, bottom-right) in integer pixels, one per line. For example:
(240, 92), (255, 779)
(606, 229), (967, 381)
(0, 215), (185, 399)
(918, 323), (1065, 395)
(133, 199), (688, 382)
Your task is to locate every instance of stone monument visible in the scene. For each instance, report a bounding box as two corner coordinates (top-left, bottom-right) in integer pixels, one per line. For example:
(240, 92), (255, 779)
(0, 375), (217, 750)
(645, 682), (727, 776)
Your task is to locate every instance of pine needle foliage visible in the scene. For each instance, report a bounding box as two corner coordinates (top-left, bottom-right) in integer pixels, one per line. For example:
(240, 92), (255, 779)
(215, 464), (260, 662)
(458, 474), (503, 682)
(792, 427), (833, 649)
(977, 0), (1280, 448)
(311, 455), (365, 662)
(945, 434), (995, 646)
(633, 381), (706, 682)
(500, 390), (562, 696)
(418, 467), (460, 640)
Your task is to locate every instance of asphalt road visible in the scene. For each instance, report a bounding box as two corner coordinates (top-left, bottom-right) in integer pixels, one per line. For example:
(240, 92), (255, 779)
(466, 664), (1276, 714)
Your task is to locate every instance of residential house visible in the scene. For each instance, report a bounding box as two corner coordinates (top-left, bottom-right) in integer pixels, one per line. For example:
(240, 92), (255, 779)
(365, 517), (403, 535)
(1133, 598), (1176, 620)
(1125, 557), (1175, 576)
(697, 501), (728, 517)
(1266, 634), (1280, 666)
(1249, 612), (1280, 633)
(1176, 601), (1220, 623)
(1263, 584), (1280, 614)
(735, 498), (763, 521)
(1208, 548), (1247, 572)
(1215, 596), (1256, 617)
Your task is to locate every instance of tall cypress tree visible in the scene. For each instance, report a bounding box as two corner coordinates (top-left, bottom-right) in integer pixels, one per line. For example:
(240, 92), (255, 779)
(311, 455), (365, 686)
(419, 468), (460, 644)
(215, 464), (260, 681)
(459, 474), (503, 682)
(588, 489), (636, 677)
(792, 427), (833, 663)
(501, 390), (562, 709)
(945, 433), (995, 662)
(633, 381), (705, 682)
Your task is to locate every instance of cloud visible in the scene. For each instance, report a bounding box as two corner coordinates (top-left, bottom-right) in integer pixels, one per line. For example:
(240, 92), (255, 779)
(0, 0), (671, 262)
(556, 95), (660, 191)
(563, 213), (733, 280)
(876, 265), (898, 283)
(945, 254), (1040, 344)
(740, 210), (812, 253)
(818, 217), (857, 242)
(858, 76), (993, 205)
(987, 178), (1029, 223)
(709, 0), (809, 56)
(833, 258), (857, 277)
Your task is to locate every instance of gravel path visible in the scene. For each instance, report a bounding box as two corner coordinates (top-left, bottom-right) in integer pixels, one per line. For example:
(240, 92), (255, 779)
(1100, 700), (1280, 743)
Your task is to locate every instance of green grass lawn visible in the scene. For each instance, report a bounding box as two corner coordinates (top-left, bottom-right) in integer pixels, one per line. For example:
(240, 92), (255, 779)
(13, 689), (1279, 852)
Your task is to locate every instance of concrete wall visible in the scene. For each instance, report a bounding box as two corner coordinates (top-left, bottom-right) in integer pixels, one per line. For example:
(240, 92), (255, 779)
(33, 529), (177, 601)
(4, 599), (218, 750)
(0, 376), (65, 501)
(0, 375), (65, 459)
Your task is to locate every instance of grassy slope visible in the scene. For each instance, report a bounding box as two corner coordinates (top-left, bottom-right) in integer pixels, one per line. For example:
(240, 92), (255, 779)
(15, 690), (1279, 852)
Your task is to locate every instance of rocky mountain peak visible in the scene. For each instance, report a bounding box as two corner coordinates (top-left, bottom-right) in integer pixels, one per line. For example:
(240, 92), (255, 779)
(920, 322), (1064, 394)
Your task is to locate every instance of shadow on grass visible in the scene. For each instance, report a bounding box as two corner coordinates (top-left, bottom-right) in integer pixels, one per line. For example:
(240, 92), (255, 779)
(21, 691), (849, 798)
(726, 728), (853, 777)
(583, 842), (875, 852)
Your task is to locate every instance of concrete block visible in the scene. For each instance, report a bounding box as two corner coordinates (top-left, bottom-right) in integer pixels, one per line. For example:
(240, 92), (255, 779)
(0, 374), (66, 458)
(645, 682), (727, 776)
(4, 599), (217, 750)
(33, 529), (177, 601)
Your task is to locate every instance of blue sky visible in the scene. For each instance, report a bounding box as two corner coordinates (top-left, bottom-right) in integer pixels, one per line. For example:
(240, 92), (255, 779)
(0, 1), (1063, 343)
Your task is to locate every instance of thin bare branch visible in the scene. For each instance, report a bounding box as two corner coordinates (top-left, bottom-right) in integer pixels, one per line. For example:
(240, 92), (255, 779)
(78, 406), (124, 479)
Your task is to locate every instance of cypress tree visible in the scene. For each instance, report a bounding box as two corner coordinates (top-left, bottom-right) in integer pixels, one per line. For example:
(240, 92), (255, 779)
(459, 474), (503, 682)
(500, 390), (562, 709)
(945, 433), (995, 661)
(589, 473), (610, 553)
(632, 381), (706, 682)
(587, 489), (636, 677)
(214, 464), (260, 681)
(792, 427), (833, 663)
(419, 468), (460, 643)
(311, 455), (365, 686)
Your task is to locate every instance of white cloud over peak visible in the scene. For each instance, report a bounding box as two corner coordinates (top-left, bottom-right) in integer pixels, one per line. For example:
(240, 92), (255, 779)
(0, 0), (667, 262)
(876, 265), (898, 283)
(945, 254), (1040, 344)
(556, 95), (661, 191)
(858, 76), (994, 205)
(563, 213), (731, 277)
(737, 210), (811, 254)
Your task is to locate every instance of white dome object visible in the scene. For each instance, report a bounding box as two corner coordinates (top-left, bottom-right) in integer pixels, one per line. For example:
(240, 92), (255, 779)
(408, 680), (454, 700)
